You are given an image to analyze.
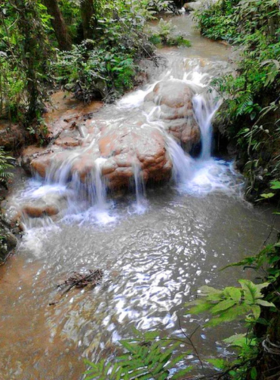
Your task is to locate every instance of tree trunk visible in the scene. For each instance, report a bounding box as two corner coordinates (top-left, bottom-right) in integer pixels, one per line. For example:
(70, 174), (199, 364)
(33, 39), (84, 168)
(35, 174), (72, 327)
(42, 0), (72, 51)
(80, 0), (94, 40)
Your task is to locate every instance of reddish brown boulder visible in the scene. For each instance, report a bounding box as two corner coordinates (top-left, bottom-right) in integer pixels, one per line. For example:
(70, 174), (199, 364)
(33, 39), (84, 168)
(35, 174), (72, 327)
(54, 136), (82, 148)
(144, 79), (200, 150)
(20, 90), (174, 191)
(43, 91), (104, 141)
(22, 204), (59, 218)
(98, 126), (172, 189)
(20, 146), (53, 175)
(31, 155), (53, 178)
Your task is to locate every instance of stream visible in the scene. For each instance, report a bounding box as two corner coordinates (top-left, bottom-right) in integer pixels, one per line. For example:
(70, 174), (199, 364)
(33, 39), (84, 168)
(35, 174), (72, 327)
(0, 14), (277, 380)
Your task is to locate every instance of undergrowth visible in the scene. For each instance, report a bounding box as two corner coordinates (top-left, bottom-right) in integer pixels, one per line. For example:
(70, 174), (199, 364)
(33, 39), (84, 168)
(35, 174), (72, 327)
(194, 0), (280, 201)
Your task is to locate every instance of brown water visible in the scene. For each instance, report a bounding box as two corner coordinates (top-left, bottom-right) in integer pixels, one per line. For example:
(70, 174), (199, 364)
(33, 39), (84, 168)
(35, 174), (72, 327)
(0, 15), (277, 380)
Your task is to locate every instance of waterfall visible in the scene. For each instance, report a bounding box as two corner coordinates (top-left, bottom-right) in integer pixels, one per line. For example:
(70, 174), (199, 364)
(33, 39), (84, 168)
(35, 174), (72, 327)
(94, 158), (107, 210)
(167, 136), (194, 184)
(192, 92), (221, 160)
(132, 164), (147, 214)
(12, 57), (241, 229)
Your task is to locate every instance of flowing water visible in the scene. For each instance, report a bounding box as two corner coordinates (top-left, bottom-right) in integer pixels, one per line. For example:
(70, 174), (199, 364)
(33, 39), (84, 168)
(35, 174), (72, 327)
(0, 15), (278, 380)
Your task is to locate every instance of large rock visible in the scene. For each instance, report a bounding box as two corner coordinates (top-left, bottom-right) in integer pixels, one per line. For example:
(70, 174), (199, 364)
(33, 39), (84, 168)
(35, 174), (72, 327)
(22, 125), (172, 190)
(20, 146), (54, 176)
(0, 215), (17, 264)
(20, 90), (174, 191)
(144, 80), (200, 151)
(41, 91), (103, 142)
(98, 127), (172, 189)
(0, 121), (28, 150)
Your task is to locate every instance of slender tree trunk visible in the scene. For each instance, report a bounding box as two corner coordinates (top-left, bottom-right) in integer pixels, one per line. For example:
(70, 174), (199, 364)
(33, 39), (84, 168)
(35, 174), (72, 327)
(80, 0), (94, 40)
(42, 0), (72, 51)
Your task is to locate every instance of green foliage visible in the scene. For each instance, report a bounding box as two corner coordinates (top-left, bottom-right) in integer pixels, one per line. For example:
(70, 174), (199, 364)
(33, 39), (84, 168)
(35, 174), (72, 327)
(0, 1), (52, 124)
(0, 0), (173, 123)
(186, 281), (274, 327)
(194, 0), (239, 42)
(84, 329), (192, 380)
(148, 19), (191, 47)
(207, 334), (259, 379)
(0, 147), (14, 185)
(195, 0), (280, 199)
(223, 241), (280, 291)
(53, 42), (137, 102)
(51, 0), (173, 102)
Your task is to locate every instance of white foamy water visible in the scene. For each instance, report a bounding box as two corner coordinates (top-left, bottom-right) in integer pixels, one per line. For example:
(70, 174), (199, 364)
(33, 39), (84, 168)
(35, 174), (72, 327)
(9, 54), (243, 251)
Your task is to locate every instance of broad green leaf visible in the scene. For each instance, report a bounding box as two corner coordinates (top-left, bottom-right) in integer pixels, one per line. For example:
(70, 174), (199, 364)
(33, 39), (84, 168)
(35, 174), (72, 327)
(251, 367), (258, 380)
(260, 192), (275, 199)
(256, 299), (275, 307)
(224, 333), (248, 348)
(206, 304), (251, 327)
(207, 358), (227, 369)
(239, 280), (257, 303)
(224, 287), (242, 302)
(270, 180), (280, 189)
(199, 286), (223, 296)
(186, 299), (214, 314)
(250, 304), (261, 319)
(211, 299), (236, 315)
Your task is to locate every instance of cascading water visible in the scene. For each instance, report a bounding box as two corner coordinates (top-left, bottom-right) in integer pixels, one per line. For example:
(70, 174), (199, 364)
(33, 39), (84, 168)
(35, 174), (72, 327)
(12, 60), (242, 230)
(1, 15), (276, 380)
(193, 93), (215, 160)
(93, 158), (107, 209)
(132, 164), (147, 214)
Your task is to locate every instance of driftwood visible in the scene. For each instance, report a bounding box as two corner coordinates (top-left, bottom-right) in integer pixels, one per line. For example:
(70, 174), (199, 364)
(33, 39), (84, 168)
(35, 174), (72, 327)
(49, 269), (103, 306)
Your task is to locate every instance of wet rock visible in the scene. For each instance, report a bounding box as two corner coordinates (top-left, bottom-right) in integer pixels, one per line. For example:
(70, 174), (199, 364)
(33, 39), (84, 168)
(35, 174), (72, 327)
(22, 124), (173, 190)
(98, 127), (172, 189)
(144, 79), (200, 150)
(31, 154), (53, 178)
(22, 204), (59, 218)
(54, 136), (82, 148)
(43, 91), (103, 141)
(31, 150), (72, 179)
(71, 150), (99, 182)
(0, 121), (28, 150)
(20, 146), (53, 175)
(20, 90), (173, 191)
(0, 214), (17, 264)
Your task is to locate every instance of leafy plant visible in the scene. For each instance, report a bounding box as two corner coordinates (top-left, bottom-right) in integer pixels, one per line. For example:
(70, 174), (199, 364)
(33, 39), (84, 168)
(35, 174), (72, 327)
(0, 147), (14, 186)
(186, 280), (275, 327)
(195, 0), (280, 200)
(148, 18), (191, 47)
(84, 329), (192, 380)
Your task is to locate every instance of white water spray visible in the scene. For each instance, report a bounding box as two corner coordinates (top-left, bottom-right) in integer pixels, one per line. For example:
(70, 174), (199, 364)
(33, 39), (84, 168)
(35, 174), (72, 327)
(192, 93), (220, 160)
(132, 164), (147, 214)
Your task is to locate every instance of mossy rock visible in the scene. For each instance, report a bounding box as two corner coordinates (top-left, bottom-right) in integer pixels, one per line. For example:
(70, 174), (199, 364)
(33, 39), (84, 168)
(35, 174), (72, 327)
(0, 217), (17, 264)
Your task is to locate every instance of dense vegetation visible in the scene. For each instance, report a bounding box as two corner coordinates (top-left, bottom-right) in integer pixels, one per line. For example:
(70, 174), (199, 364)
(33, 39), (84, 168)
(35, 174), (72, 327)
(0, 0), (177, 129)
(195, 0), (280, 202)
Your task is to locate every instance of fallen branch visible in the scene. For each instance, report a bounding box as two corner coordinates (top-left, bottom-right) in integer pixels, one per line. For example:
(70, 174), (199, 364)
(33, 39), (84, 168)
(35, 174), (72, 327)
(49, 269), (103, 306)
